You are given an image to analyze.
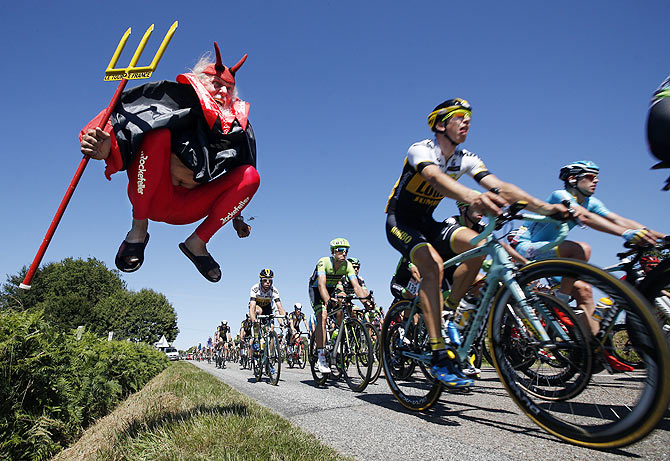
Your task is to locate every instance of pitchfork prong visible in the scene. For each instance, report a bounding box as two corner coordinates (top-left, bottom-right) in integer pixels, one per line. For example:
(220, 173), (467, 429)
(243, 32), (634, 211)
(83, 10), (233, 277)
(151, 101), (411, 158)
(127, 24), (154, 69)
(106, 27), (131, 73)
(104, 21), (178, 81)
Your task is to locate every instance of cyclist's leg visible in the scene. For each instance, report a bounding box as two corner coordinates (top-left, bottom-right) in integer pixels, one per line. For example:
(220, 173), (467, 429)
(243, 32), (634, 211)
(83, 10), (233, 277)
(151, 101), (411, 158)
(441, 226), (486, 307)
(387, 214), (472, 387)
(555, 240), (599, 334)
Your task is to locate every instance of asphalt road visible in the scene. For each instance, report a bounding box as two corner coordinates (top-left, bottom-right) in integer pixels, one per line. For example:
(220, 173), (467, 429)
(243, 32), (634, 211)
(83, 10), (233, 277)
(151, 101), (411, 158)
(192, 360), (670, 461)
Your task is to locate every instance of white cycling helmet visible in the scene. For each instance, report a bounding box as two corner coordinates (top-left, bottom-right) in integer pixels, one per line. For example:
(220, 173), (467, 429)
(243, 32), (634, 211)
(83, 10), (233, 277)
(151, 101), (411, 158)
(222, 320), (228, 325)
(294, 302), (302, 311)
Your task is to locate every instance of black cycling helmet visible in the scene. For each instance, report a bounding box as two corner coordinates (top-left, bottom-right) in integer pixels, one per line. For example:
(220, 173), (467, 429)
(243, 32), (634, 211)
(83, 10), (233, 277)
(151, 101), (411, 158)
(259, 268), (274, 279)
(647, 87), (670, 190)
(427, 98), (472, 146)
(648, 83), (670, 166)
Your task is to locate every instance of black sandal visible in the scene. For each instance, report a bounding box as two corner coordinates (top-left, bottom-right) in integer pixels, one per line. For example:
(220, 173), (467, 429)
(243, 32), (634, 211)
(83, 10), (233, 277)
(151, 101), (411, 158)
(115, 233), (150, 272)
(179, 242), (221, 282)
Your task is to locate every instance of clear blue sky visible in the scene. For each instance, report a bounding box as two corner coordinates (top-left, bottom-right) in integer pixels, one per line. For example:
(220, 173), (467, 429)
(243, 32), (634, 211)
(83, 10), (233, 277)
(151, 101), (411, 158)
(1, 1), (668, 350)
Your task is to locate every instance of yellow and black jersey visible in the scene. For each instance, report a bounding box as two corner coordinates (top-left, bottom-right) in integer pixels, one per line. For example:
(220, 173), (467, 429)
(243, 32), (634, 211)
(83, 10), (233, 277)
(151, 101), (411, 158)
(249, 283), (281, 308)
(386, 139), (489, 219)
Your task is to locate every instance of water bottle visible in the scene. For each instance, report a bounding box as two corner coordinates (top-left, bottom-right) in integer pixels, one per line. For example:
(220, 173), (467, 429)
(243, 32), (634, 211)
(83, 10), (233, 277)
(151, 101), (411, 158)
(446, 320), (461, 346)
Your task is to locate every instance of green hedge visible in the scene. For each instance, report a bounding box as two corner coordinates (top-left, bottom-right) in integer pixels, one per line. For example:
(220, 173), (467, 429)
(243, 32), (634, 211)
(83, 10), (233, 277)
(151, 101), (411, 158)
(0, 309), (168, 461)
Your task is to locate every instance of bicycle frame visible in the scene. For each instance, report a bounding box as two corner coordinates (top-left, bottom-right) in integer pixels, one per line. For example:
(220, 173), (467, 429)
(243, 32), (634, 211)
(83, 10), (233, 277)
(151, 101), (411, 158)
(398, 212), (571, 364)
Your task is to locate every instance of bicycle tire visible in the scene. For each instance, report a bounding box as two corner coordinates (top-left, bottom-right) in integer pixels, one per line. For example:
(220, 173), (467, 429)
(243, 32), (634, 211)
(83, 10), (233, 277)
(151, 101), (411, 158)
(381, 300), (442, 411)
(298, 338), (308, 369)
(338, 317), (373, 392)
(267, 331), (281, 386)
(366, 323), (383, 384)
(489, 258), (670, 448)
(253, 349), (263, 382)
(309, 332), (328, 386)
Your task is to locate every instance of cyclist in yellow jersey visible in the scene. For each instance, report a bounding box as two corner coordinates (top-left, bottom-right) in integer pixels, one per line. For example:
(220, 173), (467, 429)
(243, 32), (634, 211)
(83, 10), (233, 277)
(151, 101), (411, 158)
(385, 98), (573, 387)
(309, 238), (372, 373)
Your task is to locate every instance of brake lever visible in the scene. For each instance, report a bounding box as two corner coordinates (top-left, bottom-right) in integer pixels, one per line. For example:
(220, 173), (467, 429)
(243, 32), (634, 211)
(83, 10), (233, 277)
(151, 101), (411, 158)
(556, 199), (586, 229)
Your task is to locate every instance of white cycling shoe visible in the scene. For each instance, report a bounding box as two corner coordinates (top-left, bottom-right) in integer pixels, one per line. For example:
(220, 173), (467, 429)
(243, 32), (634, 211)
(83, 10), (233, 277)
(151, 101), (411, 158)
(317, 354), (331, 374)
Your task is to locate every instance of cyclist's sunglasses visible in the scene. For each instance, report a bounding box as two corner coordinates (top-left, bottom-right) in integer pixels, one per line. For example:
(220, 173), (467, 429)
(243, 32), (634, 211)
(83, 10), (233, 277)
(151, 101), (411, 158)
(579, 173), (598, 181)
(333, 247), (349, 253)
(260, 278), (273, 283)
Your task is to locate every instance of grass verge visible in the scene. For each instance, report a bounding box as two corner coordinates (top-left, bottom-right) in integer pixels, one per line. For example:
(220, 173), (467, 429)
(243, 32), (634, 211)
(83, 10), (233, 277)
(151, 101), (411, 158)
(53, 362), (351, 461)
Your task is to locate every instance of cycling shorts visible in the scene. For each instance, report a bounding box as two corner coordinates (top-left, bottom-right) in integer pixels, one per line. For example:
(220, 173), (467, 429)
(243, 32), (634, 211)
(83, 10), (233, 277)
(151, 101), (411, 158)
(309, 286), (340, 314)
(385, 213), (465, 262)
(515, 240), (559, 261)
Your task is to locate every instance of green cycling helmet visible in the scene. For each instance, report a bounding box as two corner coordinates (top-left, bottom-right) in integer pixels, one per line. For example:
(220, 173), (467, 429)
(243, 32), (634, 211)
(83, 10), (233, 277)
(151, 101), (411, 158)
(330, 238), (351, 251)
(347, 257), (360, 267)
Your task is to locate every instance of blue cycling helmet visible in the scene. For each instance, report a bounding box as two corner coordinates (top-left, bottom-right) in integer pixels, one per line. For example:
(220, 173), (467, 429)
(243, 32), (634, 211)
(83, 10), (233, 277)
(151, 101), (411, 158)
(559, 161), (600, 182)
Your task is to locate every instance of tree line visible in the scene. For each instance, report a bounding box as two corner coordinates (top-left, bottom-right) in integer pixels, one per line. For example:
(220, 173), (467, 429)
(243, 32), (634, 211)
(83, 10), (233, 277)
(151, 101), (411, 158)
(0, 257), (178, 343)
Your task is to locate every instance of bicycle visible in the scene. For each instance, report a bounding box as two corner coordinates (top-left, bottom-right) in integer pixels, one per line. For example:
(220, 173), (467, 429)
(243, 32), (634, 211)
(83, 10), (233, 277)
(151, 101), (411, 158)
(381, 202), (670, 449)
(287, 332), (309, 369)
(350, 298), (384, 384)
(309, 294), (374, 392)
(252, 314), (284, 385)
(239, 337), (251, 369)
(604, 236), (670, 328)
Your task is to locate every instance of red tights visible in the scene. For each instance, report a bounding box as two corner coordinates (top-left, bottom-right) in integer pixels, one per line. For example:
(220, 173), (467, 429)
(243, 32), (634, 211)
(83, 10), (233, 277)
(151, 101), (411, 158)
(126, 129), (260, 243)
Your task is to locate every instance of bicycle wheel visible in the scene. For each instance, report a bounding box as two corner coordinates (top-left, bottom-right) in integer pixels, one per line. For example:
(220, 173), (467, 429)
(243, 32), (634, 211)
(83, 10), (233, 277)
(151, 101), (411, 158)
(495, 292), (592, 400)
(253, 349), (263, 382)
(490, 258), (670, 448)
(338, 317), (373, 392)
(309, 332), (328, 386)
(381, 300), (442, 411)
(267, 331), (281, 386)
(298, 338), (308, 369)
(366, 323), (383, 384)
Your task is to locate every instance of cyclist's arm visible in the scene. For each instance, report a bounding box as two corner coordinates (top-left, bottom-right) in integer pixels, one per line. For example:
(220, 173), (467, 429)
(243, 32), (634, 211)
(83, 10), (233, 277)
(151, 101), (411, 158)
(604, 212), (665, 240)
(479, 174), (569, 217)
(317, 273), (331, 304)
(571, 203), (632, 236)
(249, 299), (257, 321)
(275, 299), (287, 316)
(421, 164), (505, 214)
(349, 277), (372, 306)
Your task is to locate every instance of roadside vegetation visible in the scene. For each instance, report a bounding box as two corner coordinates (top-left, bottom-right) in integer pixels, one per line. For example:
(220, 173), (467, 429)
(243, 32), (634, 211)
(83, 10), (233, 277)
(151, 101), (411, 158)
(0, 257), (178, 460)
(0, 308), (167, 460)
(55, 361), (350, 461)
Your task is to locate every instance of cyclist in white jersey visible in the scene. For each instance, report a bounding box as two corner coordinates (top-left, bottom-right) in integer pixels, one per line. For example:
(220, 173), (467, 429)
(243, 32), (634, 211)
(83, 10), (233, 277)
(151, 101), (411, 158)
(249, 268), (286, 348)
(385, 98), (573, 387)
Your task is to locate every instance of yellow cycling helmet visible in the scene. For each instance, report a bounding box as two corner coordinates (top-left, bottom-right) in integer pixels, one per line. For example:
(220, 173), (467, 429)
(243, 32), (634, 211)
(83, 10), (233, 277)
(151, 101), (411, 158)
(427, 98), (472, 131)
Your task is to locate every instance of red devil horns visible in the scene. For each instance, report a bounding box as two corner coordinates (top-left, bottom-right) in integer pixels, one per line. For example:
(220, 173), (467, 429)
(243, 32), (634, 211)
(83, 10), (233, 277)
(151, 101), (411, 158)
(230, 53), (248, 75)
(213, 42), (225, 72)
(207, 41), (247, 79)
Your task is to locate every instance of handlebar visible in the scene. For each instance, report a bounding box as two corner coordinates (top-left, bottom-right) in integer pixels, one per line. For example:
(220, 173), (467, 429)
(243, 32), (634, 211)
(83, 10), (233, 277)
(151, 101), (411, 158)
(470, 200), (573, 251)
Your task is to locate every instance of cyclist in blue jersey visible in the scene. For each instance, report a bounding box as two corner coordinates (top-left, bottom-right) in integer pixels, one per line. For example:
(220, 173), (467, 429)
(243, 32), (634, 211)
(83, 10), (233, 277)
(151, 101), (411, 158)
(515, 160), (664, 336)
(385, 98), (574, 388)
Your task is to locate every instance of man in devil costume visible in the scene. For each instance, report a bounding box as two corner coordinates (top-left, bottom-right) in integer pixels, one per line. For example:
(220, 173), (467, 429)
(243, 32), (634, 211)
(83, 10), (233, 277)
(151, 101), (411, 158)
(80, 43), (259, 282)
